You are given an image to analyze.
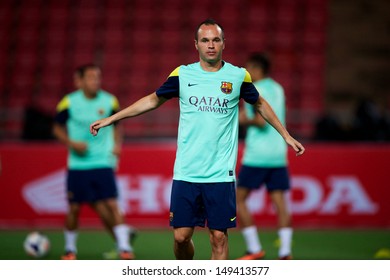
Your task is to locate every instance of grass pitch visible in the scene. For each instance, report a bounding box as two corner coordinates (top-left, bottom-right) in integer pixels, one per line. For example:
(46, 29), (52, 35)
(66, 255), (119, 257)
(0, 229), (389, 260)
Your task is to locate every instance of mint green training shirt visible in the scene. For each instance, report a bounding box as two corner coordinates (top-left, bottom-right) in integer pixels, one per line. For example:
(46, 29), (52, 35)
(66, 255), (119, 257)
(156, 61), (259, 182)
(55, 89), (119, 170)
(241, 77), (287, 167)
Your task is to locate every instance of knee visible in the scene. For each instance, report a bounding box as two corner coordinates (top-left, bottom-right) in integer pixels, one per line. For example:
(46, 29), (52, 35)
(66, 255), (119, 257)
(210, 230), (227, 247)
(174, 231), (192, 245)
(68, 204), (80, 216)
(104, 199), (118, 211)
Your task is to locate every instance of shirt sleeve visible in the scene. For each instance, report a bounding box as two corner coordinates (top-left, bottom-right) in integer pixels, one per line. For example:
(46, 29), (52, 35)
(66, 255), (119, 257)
(54, 96), (70, 125)
(111, 96), (120, 115)
(240, 69), (259, 104)
(156, 66), (180, 99)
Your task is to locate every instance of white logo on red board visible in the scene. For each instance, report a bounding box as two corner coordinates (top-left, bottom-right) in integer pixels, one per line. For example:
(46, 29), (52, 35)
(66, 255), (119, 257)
(21, 170), (378, 216)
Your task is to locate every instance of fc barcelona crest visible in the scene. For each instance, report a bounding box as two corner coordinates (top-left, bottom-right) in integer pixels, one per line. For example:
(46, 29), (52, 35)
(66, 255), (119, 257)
(98, 108), (105, 115)
(220, 81), (233, 94)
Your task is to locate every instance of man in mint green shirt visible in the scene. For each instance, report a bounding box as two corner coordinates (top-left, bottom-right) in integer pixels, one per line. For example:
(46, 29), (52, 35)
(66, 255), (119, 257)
(90, 19), (305, 260)
(53, 64), (134, 260)
(237, 53), (293, 260)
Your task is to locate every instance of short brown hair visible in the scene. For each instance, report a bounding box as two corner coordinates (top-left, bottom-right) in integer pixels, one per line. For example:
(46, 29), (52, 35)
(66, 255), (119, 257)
(247, 53), (271, 75)
(74, 64), (100, 78)
(194, 18), (225, 41)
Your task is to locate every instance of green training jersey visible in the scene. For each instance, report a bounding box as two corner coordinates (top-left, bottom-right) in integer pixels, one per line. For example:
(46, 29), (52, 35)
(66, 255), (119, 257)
(242, 77), (287, 167)
(55, 89), (119, 170)
(156, 61), (259, 182)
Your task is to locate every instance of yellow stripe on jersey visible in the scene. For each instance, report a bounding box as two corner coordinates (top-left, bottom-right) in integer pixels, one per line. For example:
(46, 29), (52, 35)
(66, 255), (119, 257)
(243, 69), (252, 83)
(168, 66), (180, 78)
(56, 96), (70, 112)
(112, 96), (120, 111)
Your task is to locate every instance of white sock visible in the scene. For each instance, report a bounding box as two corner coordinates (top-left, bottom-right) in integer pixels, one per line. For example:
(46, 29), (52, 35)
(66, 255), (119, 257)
(278, 227), (293, 257)
(113, 224), (132, 252)
(64, 230), (78, 253)
(242, 225), (262, 253)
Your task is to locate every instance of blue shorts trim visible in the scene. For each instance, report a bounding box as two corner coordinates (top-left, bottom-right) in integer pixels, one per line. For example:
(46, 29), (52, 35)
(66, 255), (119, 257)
(169, 180), (236, 229)
(67, 168), (118, 203)
(237, 165), (290, 191)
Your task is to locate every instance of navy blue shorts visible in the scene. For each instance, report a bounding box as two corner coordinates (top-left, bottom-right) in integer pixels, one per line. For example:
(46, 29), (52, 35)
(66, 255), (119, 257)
(237, 165), (290, 192)
(169, 180), (237, 230)
(66, 168), (118, 203)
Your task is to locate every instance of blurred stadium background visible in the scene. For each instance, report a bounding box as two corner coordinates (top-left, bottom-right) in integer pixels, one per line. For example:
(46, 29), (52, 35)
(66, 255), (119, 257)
(0, 0), (389, 259)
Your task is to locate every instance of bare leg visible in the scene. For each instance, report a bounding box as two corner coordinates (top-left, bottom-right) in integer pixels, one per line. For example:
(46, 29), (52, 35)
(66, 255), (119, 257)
(236, 187), (264, 258)
(236, 187), (253, 228)
(63, 203), (80, 255)
(209, 229), (229, 260)
(269, 190), (291, 228)
(65, 203), (80, 230)
(103, 198), (124, 225)
(270, 190), (292, 258)
(94, 198), (132, 254)
(173, 227), (195, 260)
(92, 200), (115, 238)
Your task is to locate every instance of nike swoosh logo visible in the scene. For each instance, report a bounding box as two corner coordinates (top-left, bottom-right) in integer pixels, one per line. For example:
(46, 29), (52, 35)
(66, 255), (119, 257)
(230, 217), (236, 221)
(188, 83), (198, 87)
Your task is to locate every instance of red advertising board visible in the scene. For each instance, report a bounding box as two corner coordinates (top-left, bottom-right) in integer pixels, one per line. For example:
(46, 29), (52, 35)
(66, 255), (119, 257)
(0, 142), (389, 229)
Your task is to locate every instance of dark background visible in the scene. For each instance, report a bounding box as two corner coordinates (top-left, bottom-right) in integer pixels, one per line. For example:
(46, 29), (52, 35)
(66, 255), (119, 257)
(0, 0), (389, 142)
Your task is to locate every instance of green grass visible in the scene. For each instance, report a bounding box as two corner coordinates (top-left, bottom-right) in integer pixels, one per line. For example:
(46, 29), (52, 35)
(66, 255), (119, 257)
(1, 229), (389, 260)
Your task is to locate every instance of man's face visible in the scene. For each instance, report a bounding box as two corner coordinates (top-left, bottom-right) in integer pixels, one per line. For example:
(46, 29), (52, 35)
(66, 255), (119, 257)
(80, 68), (101, 95)
(195, 24), (225, 64)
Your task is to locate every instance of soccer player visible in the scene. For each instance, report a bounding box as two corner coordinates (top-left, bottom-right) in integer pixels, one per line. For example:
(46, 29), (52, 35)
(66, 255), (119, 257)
(236, 53), (293, 260)
(90, 19), (305, 260)
(53, 64), (135, 260)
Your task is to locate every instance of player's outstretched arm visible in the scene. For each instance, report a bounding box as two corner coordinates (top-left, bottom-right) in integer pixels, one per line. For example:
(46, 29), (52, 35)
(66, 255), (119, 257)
(254, 96), (305, 156)
(90, 92), (167, 136)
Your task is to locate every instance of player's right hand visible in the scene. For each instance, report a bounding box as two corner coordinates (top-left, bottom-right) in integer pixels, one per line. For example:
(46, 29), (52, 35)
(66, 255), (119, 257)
(70, 141), (88, 155)
(90, 117), (112, 136)
(285, 136), (305, 156)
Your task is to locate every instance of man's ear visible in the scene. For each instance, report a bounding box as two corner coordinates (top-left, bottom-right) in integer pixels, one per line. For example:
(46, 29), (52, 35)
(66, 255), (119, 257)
(194, 39), (198, 50)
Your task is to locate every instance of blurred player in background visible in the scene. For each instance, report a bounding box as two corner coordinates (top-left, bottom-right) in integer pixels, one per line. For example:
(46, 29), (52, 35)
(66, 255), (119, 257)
(90, 19), (304, 260)
(53, 64), (135, 260)
(236, 53), (293, 260)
